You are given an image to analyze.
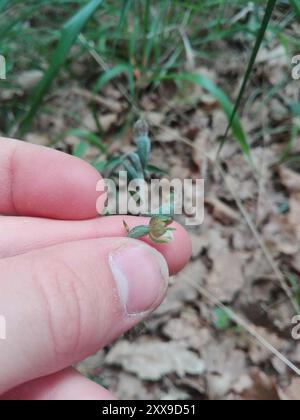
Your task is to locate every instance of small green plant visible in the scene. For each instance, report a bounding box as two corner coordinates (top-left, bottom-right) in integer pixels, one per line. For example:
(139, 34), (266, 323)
(121, 118), (175, 244)
(213, 307), (232, 331)
(124, 215), (175, 244)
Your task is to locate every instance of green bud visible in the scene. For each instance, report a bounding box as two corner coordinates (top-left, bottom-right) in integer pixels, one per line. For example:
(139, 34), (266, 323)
(123, 216), (175, 244)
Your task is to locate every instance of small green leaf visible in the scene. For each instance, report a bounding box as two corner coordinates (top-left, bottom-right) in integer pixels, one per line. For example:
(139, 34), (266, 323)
(146, 164), (168, 176)
(127, 152), (144, 178)
(124, 216), (175, 244)
(290, 0), (300, 22)
(73, 141), (88, 158)
(92, 161), (107, 172)
(134, 119), (151, 169)
(213, 308), (231, 330)
(94, 63), (135, 97)
(123, 160), (139, 180)
(66, 129), (107, 154)
(126, 225), (150, 239)
(136, 135), (151, 169)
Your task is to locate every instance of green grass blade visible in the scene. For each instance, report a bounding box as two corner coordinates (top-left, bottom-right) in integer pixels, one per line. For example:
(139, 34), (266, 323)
(290, 0), (300, 20)
(94, 63), (135, 97)
(73, 140), (89, 158)
(118, 0), (133, 29)
(66, 129), (107, 153)
(0, 0), (10, 11)
(164, 72), (250, 158)
(218, 0), (277, 156)
(19, 0), (104, 136)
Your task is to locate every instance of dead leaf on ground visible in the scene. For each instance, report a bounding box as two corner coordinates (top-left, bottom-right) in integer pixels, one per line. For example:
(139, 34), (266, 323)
(163, 317), (211, 352)
(287, 195), (300, 239)
(99, 113), (117, 131)
(206, 196), (240, 225)
(242, 369), (279, 400)
(76, 350), (104, 377)
(155, 260), (205, 316)
(279, 167), (300, 193)
(16, 69), (43, 91)
(105, 340), (205, 381)
(248, 327), (286, 365)
(207, 252), (244, 302)
(203, 338), (246, 398)
(278, 377), (300, 400)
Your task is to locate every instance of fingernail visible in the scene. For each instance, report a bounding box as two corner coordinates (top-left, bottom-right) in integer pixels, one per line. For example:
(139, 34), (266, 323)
(109, 243), (169, 316)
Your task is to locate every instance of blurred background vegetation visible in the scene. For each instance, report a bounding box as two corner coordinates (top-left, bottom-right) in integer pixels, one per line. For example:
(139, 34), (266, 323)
(1, 0), (300, 400)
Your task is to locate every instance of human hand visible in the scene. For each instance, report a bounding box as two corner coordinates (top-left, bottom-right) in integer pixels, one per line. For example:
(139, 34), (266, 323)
(0, 138), (191, 400)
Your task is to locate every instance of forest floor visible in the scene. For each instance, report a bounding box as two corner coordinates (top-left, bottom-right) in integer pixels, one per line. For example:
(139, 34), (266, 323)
(1, 2), (300, 400)
(62, 43), (300, 400)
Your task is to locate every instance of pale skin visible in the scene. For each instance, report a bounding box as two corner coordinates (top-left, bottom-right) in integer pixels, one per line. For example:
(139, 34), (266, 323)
(0, 138), (192, 400)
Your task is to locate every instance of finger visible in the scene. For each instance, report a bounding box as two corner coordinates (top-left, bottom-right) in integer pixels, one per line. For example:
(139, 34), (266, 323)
(2, 368), (116, 400)
(0, 237), (169, 393)
(0, 216), (191, 275)
(0, 138), (106, 219)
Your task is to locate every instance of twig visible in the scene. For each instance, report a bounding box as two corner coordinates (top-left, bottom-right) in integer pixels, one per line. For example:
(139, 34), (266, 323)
(187, 279), (300, 377)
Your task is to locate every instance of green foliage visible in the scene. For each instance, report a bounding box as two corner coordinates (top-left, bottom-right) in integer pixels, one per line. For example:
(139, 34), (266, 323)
(218, 0), (277, 156)
(0, 0), (295, 163)
(107, 118), (152, 180)
(94, 63), (135, 97)
(213, 308), (232, 330)
(67, 129), (107, 154)
(290, 0), (300, 21)
(19, 0), (104, 135)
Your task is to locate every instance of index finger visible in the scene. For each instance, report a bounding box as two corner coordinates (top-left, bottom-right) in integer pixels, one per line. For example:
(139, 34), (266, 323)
(0, 138), (105, 220)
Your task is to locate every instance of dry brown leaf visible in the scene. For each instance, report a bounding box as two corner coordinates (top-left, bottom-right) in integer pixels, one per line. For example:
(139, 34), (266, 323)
(163, 318), (210, 351)
(155, 260), (205, 316)
(146, 111), (165, 127)
(291, 342), (300, 363)
(16, 70), (43, 91)
(207, 252), (244, 302)
(278, 377), (300, 400)
(287, 195), (300, 239)
(206, 196), (240, 225)
(82, 111), (98, 132)
(211, 110), (227, 139)
(76, 350), (104, 377)
(291, 252), (300, 273)
(99, 113), (117, 131)
(248, 327), (286, 365)
(242, 369), (279, 400)
(189, 230), (209, 258)
(112, 372), (150, 400)
(279, 167), (300, 193)
(192, 128), (215, 165)
(232, 374), (253, 394)
(105, 340), (205, 381)
(263, 215), (299, 255)
(203, 338), (246, 398)
(25, 133), (50, 146)
(156, 127), (181, 143)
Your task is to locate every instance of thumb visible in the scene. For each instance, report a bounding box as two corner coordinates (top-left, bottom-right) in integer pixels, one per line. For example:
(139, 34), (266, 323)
(0, 238), (169, 394)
